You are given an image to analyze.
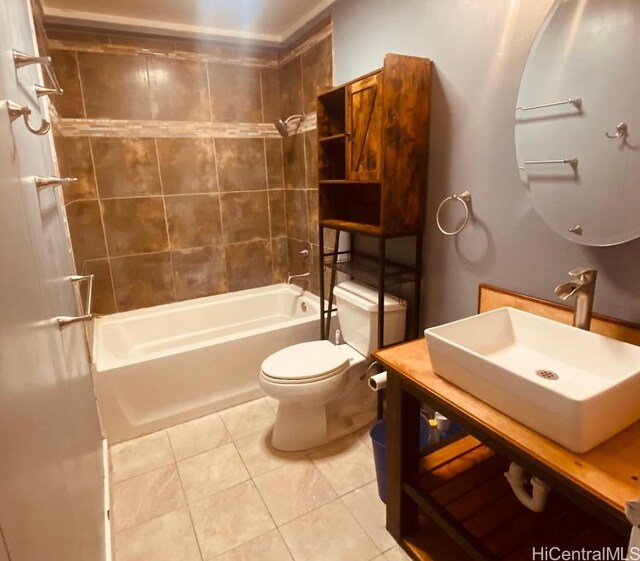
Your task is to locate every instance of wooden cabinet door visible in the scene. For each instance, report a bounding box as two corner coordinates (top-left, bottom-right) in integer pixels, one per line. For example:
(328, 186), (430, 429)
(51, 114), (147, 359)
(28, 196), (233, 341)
(346, 72), (383, 181)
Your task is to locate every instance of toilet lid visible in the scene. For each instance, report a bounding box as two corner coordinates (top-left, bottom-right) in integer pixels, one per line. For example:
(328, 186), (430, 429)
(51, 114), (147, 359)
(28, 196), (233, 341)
(261, 341), (349, 383)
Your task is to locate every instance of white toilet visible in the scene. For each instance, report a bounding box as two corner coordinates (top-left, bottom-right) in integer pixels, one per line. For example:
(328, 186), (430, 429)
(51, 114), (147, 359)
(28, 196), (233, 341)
(259, 280), (406, 451)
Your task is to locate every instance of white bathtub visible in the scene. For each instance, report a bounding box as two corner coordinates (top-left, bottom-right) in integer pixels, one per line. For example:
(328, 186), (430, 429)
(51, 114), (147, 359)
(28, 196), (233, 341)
(93, 284), (326, 443)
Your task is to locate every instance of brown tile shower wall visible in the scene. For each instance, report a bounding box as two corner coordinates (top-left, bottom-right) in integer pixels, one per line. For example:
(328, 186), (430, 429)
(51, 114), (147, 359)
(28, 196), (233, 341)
(277, 24), (334, 297)
(48, 22), (332, 314)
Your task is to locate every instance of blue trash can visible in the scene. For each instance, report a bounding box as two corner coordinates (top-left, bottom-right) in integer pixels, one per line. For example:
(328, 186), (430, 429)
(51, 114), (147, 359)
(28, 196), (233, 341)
(370, 415), (431, 504)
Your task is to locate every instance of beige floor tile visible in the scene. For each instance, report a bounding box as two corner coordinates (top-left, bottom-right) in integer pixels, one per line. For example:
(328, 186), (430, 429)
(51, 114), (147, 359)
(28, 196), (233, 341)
(234, 427), (307, 478)
(112, 465), (186, 532)
(355, 424), (374, 451)
(279, 499), (379, 561)
(219, 398), (276, 440)
(177, 442), (250, 502)
(308, 435), (377, 495)
(383, 545), (411, 560)
(189, 480), (275, 559)
(341, 481), (395, 551)
(211, 529), (293, 561)
(264, 396), (279, 412)
(114, 508), (201, 561)
(254, 461), (336, 525)
(110, 431), (173, 482)
(168, 413), (231, 460)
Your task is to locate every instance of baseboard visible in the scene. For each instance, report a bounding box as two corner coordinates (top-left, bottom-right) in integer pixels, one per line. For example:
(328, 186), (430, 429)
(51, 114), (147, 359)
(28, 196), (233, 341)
(102, 438), (113, 561)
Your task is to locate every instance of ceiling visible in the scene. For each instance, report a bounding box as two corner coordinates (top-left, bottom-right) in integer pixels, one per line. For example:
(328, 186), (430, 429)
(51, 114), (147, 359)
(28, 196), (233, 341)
(41, 0), (337, 46)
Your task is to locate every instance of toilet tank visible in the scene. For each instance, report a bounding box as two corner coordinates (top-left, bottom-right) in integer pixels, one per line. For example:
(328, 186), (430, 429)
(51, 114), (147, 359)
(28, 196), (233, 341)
(333, 281), (407, 356)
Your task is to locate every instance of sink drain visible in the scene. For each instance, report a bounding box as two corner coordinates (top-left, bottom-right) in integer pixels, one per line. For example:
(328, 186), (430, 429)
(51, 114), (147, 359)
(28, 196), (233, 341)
(536, 369), (559, 381)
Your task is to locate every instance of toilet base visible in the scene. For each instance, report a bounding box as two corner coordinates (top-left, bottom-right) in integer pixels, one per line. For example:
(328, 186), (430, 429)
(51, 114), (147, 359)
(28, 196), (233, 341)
(271, 402), (329, 451)
(270, 394), (376, 452)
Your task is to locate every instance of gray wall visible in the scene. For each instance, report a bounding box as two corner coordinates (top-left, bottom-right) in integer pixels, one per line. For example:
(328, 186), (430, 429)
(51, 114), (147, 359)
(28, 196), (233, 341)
(330, 0), (640, 327)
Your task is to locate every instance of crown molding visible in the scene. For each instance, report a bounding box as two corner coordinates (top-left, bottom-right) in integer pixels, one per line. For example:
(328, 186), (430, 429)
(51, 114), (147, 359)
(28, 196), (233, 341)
(42, 0), (338, 47)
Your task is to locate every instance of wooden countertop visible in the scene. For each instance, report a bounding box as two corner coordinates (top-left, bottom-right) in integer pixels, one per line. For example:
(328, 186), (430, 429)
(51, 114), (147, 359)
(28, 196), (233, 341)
(374, 338), (640, 517)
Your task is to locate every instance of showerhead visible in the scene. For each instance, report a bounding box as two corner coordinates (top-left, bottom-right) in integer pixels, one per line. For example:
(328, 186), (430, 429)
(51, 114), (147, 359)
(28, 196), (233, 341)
(274, 118), (289, 137)
(273, 114), (304, 137)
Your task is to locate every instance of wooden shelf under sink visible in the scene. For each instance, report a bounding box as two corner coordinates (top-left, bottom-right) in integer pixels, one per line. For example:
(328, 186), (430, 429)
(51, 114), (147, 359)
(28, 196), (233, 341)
(400, 436), (625, 561)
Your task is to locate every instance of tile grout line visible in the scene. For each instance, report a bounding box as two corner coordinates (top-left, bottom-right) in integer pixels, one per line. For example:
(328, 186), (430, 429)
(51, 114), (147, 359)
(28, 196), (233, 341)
(262, 138), (276, 283)
(338, 488), (388, 557)
(0, 518), (13, 561)
(73, 49), (88, 119)
(259, 70), (276, 281)
(111, 399), (381, 559)
(204, 60), (213, 123)
(86, 136), (118, 312)
(165, 430), (207, 561)
(75, 187), (287, 202)
(258, 63), (266, 125)
(97, 238), (289, 265)
(274, 526), (297, 561)
(228, 436), (282, 534)
(154, 138), (178, 303)
(210, 138), (229, 292)
(109, 432), (174, 485)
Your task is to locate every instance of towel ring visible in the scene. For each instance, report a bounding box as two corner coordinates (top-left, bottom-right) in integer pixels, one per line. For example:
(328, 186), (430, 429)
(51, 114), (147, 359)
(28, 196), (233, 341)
(436, 191), (471, 236)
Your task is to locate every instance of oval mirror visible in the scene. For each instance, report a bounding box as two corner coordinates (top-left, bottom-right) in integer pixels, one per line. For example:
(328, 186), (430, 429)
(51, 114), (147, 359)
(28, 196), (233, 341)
(515, 0), (640, 246)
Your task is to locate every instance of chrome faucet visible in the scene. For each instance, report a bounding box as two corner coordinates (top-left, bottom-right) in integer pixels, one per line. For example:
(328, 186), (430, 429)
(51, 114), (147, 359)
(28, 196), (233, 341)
(287, 249), (311, 286)
(287, 271), (310, 285)
(554, 267), (597, 330)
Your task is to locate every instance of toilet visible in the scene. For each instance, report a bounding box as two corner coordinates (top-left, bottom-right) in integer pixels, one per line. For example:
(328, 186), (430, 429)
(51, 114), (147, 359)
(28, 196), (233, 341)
(259, 280), (407, 451)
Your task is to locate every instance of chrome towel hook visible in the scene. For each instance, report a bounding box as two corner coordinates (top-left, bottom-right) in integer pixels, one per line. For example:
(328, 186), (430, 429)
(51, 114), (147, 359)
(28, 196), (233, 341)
(605, 122), (628, 139)
(57, 274), (95, 327)
(13, 50), (64, 97)
(35, 176), (78, 190)
(6, 100), (51, 135)
(436, 191), (472, 236)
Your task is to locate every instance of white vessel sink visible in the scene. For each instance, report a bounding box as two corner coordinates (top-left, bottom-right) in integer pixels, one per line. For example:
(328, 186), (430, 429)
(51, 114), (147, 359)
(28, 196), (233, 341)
(424, 307), (640, 453)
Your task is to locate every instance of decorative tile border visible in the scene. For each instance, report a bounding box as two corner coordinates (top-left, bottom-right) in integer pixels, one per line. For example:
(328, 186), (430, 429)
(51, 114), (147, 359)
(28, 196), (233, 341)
(297, 112), (318, 134)
(48, 38), (279, 68)
(48, 20), (332, 70)
(57, 113), (317, 138)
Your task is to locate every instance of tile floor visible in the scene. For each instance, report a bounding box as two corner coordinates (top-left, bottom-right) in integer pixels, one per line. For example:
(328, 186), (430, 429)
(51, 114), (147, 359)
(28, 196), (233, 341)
(109, 396), (411, 561)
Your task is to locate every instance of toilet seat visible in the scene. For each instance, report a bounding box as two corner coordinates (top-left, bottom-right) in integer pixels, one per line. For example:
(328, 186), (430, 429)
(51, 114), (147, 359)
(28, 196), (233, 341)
(261, 340), (349, 384)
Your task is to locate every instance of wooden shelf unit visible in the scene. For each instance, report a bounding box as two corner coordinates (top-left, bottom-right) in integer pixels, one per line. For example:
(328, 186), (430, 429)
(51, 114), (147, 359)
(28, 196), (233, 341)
(317, 53), (431, 236)
(317, 54), (432, 388)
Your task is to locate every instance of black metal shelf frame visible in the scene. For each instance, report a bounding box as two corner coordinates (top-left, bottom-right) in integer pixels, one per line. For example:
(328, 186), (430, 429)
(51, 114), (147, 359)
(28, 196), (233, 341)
(318, 224), (424, 419)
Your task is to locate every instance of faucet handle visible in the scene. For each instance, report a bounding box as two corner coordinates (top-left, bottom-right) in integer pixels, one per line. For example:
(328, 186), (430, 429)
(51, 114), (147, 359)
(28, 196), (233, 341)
(568, 267), (597, 281)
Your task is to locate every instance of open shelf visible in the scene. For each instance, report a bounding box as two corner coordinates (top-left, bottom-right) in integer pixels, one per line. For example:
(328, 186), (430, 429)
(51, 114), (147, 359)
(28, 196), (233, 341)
(319, 219), (381, 236)
(324, 252), (416, 286)
(319, 137), (346, 181)
(319, 133), (347, 142)
(401, 436), (626, 561)
(319, 182), (381, 230)
(401, 516), (474, 561)
(319, 179), (381, 184)
(317, 86), (346, 138)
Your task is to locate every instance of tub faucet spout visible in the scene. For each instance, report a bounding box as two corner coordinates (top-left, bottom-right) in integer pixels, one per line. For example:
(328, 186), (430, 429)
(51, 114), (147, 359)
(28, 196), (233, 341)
(287, 248), (310, 286)
(554, 267), (597, 330)
(287, 272), (310, 285)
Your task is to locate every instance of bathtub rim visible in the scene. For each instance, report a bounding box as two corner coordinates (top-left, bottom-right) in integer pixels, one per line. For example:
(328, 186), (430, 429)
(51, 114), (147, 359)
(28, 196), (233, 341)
(92, 284), (327, 372)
